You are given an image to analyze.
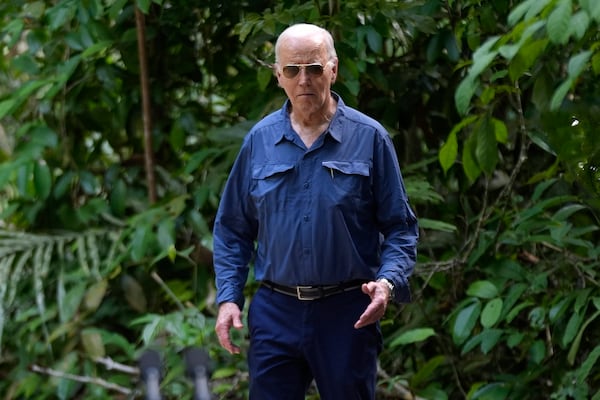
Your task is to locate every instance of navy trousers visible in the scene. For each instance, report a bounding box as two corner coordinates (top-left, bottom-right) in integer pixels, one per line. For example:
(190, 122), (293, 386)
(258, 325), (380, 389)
(247, 285), (382, 400)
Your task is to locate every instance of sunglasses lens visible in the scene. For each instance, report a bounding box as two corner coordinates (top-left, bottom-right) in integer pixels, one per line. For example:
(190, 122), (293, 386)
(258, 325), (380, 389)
(282, 64), (325, 78)
(306, 65), (324, 76)
(283, 66), (300, 78)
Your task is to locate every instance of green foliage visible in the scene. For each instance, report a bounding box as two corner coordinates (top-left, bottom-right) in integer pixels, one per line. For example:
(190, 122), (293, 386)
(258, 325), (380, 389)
(449, 0), (600, 187)
(0, 228), (128, 397)
(385, 180), (600, 399)
(1, 0), (249, 397)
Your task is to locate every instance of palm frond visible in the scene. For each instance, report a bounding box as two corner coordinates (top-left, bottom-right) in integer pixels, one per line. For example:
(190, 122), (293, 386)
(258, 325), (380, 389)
(0, 228), (122, 355)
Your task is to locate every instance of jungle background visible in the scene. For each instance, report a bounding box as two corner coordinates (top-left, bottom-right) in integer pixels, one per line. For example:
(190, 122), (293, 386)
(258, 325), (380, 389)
(1, 0), (600, 399)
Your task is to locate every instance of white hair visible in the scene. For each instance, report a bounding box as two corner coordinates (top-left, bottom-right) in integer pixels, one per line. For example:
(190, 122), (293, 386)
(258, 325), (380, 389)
(274, 23), (337, 63)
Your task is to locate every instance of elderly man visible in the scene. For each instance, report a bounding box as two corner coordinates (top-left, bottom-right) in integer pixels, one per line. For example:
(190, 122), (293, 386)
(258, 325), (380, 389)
(213, 23), (418, 399)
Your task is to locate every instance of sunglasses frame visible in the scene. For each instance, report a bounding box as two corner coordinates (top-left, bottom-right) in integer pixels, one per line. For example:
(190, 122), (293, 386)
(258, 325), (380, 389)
(281, 63), (329, 79)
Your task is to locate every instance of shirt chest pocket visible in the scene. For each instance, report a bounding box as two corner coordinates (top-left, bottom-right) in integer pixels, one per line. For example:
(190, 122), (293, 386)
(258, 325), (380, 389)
(321, 160), (372, 203)
(251, 163), (295, 211)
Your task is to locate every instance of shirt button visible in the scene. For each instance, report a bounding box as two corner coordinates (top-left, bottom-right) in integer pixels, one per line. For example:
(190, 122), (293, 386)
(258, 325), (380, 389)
(303, 182), (309, 189)
(303, 215), (309, 222)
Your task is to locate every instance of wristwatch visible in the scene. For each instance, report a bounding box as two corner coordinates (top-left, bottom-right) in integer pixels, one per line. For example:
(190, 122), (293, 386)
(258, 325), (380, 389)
(377, 278), (394, 300)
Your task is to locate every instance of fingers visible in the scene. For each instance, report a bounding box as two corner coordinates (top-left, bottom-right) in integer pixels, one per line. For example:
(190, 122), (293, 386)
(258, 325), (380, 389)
(232, 312), (244, 329)
(361, 282), (374, 296)
(216, 323), (241, 354)
(215, 302), (243, 354)
(354, 300), (383, 329)
(354, 281), (389, 329)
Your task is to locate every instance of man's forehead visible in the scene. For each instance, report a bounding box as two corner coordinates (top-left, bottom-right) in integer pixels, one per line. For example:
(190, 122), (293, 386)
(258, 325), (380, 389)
(278, 38), (327, 62)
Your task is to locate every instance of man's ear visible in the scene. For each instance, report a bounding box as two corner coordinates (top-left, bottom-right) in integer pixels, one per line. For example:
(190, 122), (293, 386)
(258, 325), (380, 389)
(273, 65), (282, 86)
(331, 63), (338, 84)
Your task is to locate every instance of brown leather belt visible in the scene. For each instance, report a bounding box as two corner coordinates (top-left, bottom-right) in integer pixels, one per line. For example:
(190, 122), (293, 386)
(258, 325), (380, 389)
(261, 280), (364, 300)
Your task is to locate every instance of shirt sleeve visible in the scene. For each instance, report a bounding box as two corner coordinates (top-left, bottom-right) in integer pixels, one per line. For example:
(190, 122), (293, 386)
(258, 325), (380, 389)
(373, 132), (419, 303)
(212, 136), (258, 310)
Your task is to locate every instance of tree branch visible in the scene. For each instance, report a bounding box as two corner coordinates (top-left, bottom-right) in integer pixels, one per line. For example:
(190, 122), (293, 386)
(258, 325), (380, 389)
(151, 270), (186, 312)
(135, 6), (157, 204)
(95, 356), (139, 375)
(486, 80), (530, 219)
(450, 80), (531, 271)
(30, 364), (135, 396)
(377, 363), (426, 400)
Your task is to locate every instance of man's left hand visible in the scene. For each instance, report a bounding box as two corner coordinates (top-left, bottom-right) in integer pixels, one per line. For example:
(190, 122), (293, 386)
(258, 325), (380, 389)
(354, 281), (390, 329)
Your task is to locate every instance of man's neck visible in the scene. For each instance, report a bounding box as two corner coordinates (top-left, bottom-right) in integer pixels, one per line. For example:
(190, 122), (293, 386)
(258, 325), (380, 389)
(290, 98), (337, 148)
(291, 95), (337, 125)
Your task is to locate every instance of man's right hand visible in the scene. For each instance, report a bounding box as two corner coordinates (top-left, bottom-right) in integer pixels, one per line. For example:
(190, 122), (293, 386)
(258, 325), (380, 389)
(215, 302), (244, 354)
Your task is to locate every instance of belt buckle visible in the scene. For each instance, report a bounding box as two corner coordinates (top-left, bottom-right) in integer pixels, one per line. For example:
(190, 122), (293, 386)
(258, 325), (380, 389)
(296, 285), (316, 300)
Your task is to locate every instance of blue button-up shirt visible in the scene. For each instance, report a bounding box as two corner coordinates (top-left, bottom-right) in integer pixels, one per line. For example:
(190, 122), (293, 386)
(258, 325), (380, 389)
(213, 94), (418, 308)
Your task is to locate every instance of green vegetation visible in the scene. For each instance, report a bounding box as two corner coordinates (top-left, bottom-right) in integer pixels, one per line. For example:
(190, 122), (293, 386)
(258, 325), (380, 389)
(1, 0), (599, 398)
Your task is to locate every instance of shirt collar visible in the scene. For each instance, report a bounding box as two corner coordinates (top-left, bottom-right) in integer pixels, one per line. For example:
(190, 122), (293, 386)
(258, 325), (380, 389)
(276, 91), (345, 144)
(327, 92), (344, 143)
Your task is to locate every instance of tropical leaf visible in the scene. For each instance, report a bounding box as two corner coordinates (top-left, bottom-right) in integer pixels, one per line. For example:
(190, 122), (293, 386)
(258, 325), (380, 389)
(546, 0), (572, 45)
(0, 229), (122, 354)
(389, 328), (436, 347)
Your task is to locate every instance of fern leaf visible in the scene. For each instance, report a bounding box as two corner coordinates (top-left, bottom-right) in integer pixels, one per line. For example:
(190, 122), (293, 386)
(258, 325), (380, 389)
(87, 233), (101, 279)
(76, 236), (91, 276)
(0, 254), (15, 355)
(6, 250), (31, 305)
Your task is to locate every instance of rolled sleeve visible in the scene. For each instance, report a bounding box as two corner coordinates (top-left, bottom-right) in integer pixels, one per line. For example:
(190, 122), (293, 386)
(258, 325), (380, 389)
(375, 133), (419, 303)
(213, 138), (257, 310)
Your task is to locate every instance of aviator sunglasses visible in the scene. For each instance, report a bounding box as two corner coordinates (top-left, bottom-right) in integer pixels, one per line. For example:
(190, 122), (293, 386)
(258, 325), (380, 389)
(281, 63), (329, 79)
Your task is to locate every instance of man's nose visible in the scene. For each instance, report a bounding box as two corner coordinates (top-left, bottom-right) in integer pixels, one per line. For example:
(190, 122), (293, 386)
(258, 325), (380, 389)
(297, 69), (310, 83)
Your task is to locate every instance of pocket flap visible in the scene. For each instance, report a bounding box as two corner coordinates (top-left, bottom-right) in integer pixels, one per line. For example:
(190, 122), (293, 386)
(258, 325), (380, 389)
(322, 161), (370, 176)
(252, 163), (295, 179)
